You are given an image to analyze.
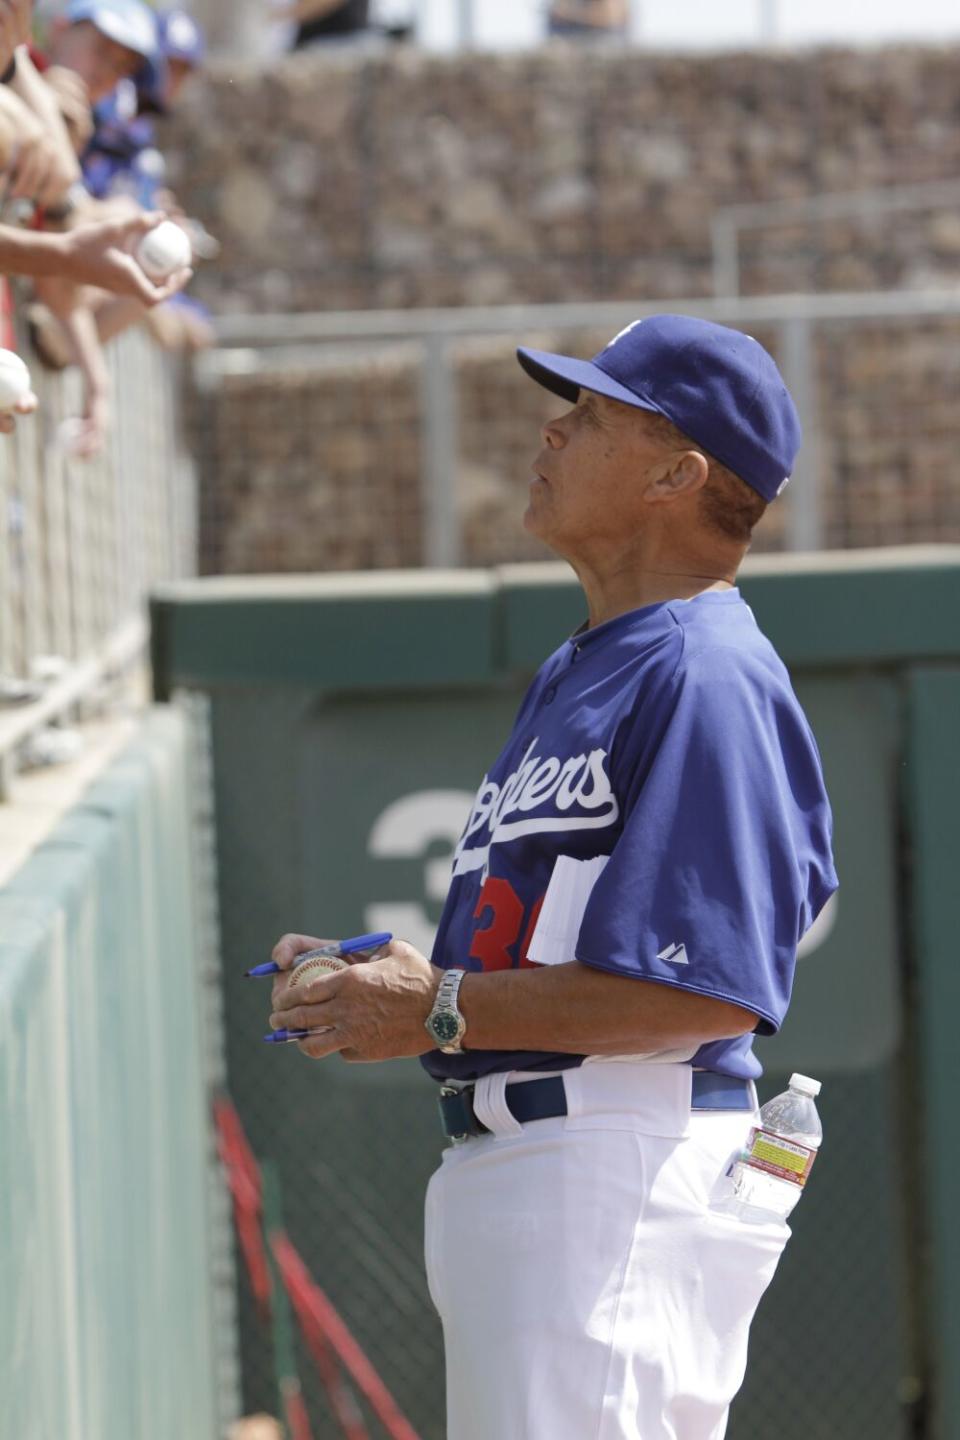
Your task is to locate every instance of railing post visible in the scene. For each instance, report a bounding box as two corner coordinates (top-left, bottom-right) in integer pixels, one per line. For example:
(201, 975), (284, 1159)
(456, 0), (474, 48)
(711, 213), (740, 298)
(0, 447), (11, 678)
(187, 0), (264, 58)
(759, 0), (779, 43)
(0, 748), (14, 803)
(777, 316), (822, 552)
(420, 335), (461, 568)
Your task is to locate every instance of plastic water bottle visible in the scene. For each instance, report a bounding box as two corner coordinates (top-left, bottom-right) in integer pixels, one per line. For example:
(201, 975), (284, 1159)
(720, 1073), (823, 1224)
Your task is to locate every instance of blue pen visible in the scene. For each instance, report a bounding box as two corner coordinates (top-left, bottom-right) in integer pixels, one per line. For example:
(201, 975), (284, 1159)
(245, 930), (392, 978)
(263, 1027), (330, 1045)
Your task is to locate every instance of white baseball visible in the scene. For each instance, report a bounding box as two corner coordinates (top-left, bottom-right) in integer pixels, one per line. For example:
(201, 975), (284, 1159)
(288, 950), (350, 987)
(0, 349), (32, 411)
(135, 220), (192, 282)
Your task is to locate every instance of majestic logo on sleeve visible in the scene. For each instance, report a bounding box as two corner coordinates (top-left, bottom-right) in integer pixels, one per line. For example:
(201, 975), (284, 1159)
(452, 738), (619, 876)
(656, 941), (689, 965)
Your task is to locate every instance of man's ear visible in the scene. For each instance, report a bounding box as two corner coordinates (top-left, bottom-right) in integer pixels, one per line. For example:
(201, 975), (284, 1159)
(643, 449), (710, 504)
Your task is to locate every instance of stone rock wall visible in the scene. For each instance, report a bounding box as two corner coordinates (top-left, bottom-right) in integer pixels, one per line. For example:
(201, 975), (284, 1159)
(190, 317), (960, 577)
(168, 43), (960, 573)
(191, 346), (424, 573)
(166, 43), (960, 314)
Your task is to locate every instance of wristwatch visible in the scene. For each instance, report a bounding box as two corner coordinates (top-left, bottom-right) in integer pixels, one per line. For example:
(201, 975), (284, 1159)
(425, 968), (468, 1053)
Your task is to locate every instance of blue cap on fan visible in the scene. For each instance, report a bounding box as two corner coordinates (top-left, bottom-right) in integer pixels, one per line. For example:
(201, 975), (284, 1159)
(64, 0), (159, 60)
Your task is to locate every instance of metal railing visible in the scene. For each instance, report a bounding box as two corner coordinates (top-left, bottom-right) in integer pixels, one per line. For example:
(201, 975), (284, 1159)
(710, 179), (960, 297)
(0, 324), (195, 799)
(203, 287), (960, 568)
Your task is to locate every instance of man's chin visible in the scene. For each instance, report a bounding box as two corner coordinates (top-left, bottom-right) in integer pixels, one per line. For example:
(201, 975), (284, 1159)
(522, 505), (565, 556)
(522, 503), (543, 538)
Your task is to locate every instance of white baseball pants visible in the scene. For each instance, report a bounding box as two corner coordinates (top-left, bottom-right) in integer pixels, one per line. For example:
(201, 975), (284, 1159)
(424, 1062), (790, 1440)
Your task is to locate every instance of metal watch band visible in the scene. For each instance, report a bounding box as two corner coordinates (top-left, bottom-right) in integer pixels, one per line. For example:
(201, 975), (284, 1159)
(426, 967), (468, 1053)
(438, 968), (465, 1007)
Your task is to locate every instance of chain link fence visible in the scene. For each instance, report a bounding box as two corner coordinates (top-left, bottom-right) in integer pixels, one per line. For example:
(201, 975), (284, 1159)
(192, 295), (960, 579)
(1, 326), (193, 675)
(0, 320), (196, 797)
(198, 685), (444, 1439)
(182, 689), (246, 1438)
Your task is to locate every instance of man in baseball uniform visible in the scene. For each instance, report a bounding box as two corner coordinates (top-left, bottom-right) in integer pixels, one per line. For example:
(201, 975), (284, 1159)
(270, 314), (838, 1440)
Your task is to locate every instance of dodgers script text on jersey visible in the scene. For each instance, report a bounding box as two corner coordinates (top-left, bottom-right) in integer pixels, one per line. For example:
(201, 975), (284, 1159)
(424, 590), (838, 1083)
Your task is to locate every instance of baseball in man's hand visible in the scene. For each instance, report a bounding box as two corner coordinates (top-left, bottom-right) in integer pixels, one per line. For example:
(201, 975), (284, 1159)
(287, 950), (350, 985)
(0, 349), (32, 411)
(136, 220), (193, 282)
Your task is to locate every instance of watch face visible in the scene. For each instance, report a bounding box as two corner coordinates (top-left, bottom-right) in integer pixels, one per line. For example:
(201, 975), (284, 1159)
(432, 1012), (463, 1045)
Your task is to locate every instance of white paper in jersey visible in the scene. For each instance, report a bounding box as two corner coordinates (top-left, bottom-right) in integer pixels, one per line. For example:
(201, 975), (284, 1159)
(526, 854), (610, 966)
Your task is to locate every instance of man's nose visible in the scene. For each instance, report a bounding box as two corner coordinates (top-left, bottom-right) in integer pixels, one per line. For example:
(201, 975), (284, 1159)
(541, 417), (566, 449)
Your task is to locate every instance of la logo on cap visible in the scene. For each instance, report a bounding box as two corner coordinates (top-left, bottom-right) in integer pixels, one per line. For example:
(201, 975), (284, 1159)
(609, 319), (644, 347)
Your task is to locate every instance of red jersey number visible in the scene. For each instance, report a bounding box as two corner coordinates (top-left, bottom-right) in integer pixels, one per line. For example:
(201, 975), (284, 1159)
(469, 876), (544, 971)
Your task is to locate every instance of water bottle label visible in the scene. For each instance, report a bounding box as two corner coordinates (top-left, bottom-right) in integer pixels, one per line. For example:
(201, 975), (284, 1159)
(745, 1126), (817, 1187)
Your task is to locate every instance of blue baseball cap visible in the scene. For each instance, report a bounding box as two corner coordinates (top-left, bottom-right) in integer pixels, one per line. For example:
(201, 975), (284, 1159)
(517, 314), (801, 501)
(137, 10), (205, 111)
(65, 0), (159, 60)
(159, 9), (206, 66)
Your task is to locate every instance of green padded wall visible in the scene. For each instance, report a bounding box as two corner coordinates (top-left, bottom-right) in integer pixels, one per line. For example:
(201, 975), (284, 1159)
(0, 709), (220, 1440)
(150, 547), (960, 1439)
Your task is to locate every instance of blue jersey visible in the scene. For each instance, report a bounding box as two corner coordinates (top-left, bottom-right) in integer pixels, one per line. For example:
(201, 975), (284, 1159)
(423, 590), (838, 1084)
(83, 84), (160, 204)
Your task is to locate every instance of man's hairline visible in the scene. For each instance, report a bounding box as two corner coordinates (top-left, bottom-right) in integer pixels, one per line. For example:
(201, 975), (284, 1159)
(590, 391), (732, 485)
(565, 385), (765, 522)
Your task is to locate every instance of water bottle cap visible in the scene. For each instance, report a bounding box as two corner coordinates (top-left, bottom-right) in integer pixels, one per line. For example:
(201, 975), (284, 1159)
(789, 1072), (822, 1097)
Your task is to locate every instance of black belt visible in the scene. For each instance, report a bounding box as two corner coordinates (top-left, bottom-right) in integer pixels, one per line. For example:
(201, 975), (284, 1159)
(438, 1071), (753, 1141)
